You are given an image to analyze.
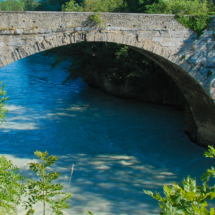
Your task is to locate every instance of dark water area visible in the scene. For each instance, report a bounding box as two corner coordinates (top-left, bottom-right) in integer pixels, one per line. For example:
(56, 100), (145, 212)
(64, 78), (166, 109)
(0, 53), (214, 214)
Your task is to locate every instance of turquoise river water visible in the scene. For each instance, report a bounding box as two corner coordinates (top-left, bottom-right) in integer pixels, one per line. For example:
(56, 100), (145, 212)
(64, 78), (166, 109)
(0, 53), (214, 214)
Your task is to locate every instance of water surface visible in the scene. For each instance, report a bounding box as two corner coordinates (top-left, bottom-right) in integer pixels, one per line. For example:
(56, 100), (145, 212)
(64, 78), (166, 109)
(0, 53), (214, 214)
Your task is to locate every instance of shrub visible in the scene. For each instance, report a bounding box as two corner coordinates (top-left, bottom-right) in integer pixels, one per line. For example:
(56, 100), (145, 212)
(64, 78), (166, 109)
(146, 0), (210, 15)
(24, 151), (72, 215)
(0, 155), (26, 214)
(62, 0), (124, 12)
(0, 151), (72, 215)
(146, 0), (213, 38)
(90, 13), (105, 27)
(144, 146), (215, 214)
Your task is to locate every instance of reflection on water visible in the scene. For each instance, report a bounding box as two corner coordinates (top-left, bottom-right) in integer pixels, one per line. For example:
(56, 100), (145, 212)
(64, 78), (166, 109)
(0, 53), (214, 214)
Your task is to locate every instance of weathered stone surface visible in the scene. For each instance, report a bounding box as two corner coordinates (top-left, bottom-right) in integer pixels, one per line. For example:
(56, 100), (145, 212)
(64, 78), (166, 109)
(0, 11), (214, 147)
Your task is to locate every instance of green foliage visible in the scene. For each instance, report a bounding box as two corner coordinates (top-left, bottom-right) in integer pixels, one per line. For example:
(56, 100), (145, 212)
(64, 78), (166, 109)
(43, 42), (160, 86)
(175, 14), (212, 38)
(0, 151), (72, 215)
(0, 0), (25, 11)
(0, 0), (71, 11)
(0, 82), (9, 124)
(181, 55), (186, 60)
(146, 0), (214, 38)
(62, 0), (125, 12)
(24, 150), (72, 215)
(207, 70), (213, 78)
(120, 0), (157, 13)
(90, 13), (105, 27)
(21, 0), (38, 11)
(0, 155), (26, 214)
(36, 0), (70, 11)
(62, 0), (158, 12)
(0, 0), (39, 11)
(146, 0), (210, 15)
(144, 146), (215, 214)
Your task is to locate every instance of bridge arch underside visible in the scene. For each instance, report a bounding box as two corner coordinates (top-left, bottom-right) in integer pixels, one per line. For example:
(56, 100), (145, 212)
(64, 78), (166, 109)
(1, 31), (215, 147)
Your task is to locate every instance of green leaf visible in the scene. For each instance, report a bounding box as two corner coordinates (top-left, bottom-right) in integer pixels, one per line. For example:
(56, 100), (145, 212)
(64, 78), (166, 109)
(25, 150), (72, 214)
(144, 145), (215, 214)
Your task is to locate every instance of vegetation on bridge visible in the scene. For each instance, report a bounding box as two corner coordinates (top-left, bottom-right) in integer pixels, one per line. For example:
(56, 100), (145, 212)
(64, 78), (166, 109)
(146, 0), (215, 37)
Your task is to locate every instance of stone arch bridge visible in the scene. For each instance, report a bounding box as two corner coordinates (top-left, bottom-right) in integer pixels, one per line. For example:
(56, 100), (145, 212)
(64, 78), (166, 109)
(0, 11), (215, 147)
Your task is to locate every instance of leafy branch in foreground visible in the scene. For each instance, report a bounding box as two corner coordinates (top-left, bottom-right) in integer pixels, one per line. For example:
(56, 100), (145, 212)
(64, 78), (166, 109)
(0, 150), (72, 215)
(0, 155), (26, 214)
(0, 82), (9, 124)
(24, 150), (72, 215)
(144, 146), (215, 214)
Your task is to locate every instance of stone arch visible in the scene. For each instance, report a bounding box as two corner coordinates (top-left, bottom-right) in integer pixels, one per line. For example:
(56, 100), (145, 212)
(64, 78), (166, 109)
(1, 30), (215, 147)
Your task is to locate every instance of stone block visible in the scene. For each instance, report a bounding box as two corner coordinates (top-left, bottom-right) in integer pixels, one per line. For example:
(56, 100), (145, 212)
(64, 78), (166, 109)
(206, 57), (215, 68)
(160, 33), (171, 37)
(203, 31), (213, 35)
(81, 27), (91, 31)
(180, 62), (192, 72)
(199, 34), (213, 40)
(7, 40), (26, 46)
(167, 47), (178, 52)
(161, 42), (175, 47)
(39, 29), (44, 34)
(43, 29), (51, 34)
(152, 37), (165, 42)
(189, 55), (207, 65)
(175, 34), (186, 38)
(15, 29), (23, 35)
(55, 28), (67, 32)
(170, 30), (186, 35)
(171, 38), (185, 42)
(120, 27), (128, 31)
(0, 42), (6, 47)
(106, 27), (120, 31)
(146, 31), (160, 36)
(0, 30), (10, 35)
(74, 27), (82, 31)
(184, 38), (194, 45)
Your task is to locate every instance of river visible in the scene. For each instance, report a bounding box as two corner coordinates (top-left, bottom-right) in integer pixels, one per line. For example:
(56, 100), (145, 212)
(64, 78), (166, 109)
(0, 53), (214, 214)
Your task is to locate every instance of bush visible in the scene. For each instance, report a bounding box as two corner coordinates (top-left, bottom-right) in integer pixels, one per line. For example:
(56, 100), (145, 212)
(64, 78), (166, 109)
(175, 14), (212, 38)
(62, 0), (124, 12)
(0, 155), (26, 214)
(144, 146), (215, 214)
(90, 13), (105, 27)
(146, 0), (210, 15)
(0, 151), (72, 215)
(146, 0), (214, 38)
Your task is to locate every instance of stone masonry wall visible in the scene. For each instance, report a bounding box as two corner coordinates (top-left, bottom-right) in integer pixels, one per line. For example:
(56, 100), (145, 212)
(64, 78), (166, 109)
(0, 12), (214, 101)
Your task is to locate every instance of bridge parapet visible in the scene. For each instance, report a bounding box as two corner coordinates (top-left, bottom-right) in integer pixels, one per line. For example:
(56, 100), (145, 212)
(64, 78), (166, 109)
(0, 12), (186, 31)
